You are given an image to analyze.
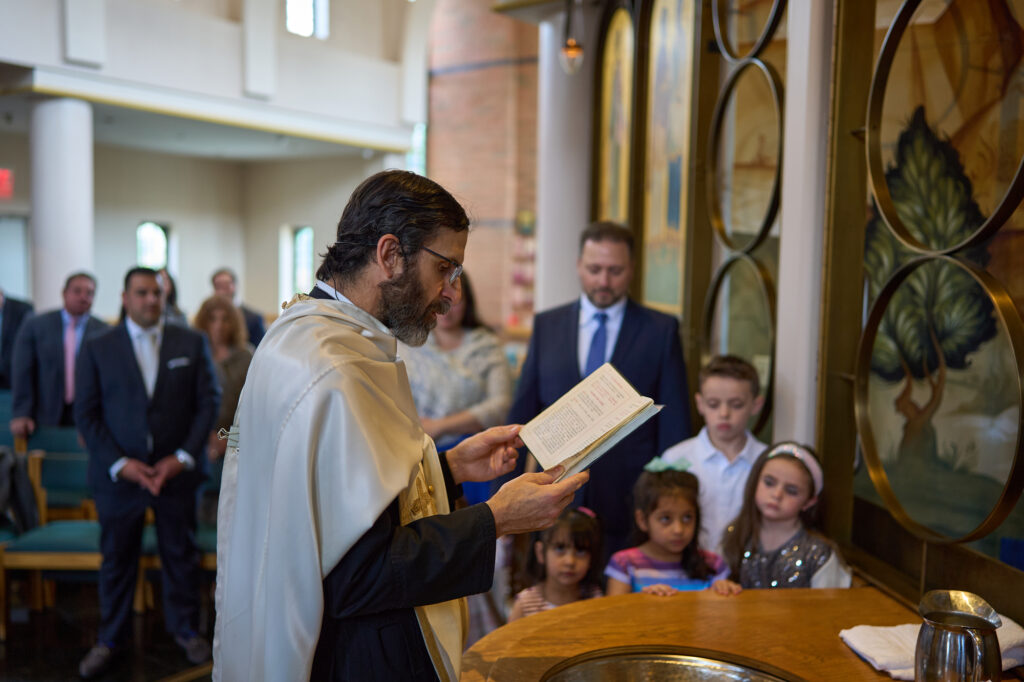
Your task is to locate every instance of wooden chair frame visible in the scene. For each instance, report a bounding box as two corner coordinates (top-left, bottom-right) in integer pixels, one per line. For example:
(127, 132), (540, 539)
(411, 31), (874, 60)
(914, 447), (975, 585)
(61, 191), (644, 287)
(1, 449), (216, 640)
(26, 450), (97, 524)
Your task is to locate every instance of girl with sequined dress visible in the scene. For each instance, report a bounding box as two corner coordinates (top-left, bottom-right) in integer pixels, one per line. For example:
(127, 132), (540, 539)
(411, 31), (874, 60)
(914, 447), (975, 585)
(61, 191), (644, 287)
(721, 443), (851, 589)
(605, 465), (740, 596)
(508, 508), (605, 621)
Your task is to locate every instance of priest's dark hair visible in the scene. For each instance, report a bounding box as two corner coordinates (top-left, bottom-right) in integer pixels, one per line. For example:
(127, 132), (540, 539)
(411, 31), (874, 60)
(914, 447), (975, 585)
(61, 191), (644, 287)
(317, 170), (470, 285)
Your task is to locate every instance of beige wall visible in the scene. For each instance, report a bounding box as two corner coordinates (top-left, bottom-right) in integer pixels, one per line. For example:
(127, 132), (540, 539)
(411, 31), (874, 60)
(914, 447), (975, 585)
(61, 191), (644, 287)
(0, 129), (385, 324)
(240, 154), (381, 316)
(93, 145), (245, 322)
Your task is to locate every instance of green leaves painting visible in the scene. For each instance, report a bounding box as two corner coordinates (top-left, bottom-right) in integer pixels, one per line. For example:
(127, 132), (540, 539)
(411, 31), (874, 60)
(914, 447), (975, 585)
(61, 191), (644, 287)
(865, 106), (996, 383)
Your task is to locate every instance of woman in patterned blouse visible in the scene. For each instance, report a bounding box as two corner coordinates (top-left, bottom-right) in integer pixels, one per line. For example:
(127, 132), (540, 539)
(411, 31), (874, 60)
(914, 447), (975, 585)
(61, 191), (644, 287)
(400, 272), (512, 450)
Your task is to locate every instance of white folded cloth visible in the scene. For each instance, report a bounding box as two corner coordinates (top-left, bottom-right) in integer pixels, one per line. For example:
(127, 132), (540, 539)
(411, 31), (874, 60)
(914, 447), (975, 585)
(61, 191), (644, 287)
(839, 615), (1024, 680)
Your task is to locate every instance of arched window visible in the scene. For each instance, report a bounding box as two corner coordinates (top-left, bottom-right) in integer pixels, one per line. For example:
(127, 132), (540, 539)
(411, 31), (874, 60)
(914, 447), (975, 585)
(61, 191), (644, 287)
(137, 222), (168, 269)
(286, 0), (329, 39)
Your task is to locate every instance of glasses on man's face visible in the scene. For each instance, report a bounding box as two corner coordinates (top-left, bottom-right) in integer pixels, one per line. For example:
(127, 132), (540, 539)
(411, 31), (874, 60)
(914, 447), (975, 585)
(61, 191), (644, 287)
(420, 246), (463, 286)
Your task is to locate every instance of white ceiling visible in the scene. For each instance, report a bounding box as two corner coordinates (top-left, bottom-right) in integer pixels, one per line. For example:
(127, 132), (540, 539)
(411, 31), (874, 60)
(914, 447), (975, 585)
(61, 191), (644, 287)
(0, 93), (370, 161)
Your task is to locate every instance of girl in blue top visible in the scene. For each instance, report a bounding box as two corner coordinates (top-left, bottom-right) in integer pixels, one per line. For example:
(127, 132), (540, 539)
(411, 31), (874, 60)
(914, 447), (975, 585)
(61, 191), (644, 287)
(605, 463), (740, 596)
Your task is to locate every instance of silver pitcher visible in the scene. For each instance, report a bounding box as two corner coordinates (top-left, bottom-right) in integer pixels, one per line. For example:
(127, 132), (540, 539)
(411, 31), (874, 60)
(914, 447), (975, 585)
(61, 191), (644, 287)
(915, 590), (1002, 682)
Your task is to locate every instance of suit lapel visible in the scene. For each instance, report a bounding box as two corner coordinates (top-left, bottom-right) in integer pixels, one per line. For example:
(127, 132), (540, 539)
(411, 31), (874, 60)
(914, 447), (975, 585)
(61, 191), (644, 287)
(116, 324), (149, 400)
(609, 299), (641, 367)
(48, 311), (64, 360)
(84, 316), (104, 339)
(151, 325), (175, 401)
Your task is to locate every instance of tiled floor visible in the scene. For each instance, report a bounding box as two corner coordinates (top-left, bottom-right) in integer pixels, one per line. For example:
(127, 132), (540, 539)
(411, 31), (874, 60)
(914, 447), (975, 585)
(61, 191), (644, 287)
(0, 580), (212, 682)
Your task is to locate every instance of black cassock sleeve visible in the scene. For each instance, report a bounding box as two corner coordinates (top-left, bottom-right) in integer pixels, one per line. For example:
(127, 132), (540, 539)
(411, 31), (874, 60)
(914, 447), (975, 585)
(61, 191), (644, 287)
(322, 499), (495, 618)
(311, 455), (497, 681)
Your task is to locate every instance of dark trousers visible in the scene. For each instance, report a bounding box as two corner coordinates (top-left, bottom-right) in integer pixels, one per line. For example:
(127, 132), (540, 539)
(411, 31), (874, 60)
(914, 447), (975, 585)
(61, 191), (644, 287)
(94, 488), (200, 646)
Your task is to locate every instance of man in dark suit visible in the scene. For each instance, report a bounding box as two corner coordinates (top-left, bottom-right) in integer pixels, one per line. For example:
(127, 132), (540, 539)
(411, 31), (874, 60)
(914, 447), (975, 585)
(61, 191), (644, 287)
(505, 221), (691, 556)
(0, 289), (33, 390)
(75, 267), (219, 679)
(10, 273), (108, 437)
(211, 267), (265, 346)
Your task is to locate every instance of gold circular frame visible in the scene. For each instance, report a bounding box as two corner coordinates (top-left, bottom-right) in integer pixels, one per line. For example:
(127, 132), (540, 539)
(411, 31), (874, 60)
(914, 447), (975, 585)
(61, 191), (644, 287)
(866, 0), (1024, 256)
(712, 0), (787, 63)
(701, 253), (776, 434)
(854, 255), (1024, 543)
(706, 58), (784, 254)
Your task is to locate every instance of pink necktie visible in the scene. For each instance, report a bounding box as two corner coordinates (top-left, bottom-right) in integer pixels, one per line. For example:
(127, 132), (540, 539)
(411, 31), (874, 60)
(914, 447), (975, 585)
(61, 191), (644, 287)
(64, 317), (78, 403)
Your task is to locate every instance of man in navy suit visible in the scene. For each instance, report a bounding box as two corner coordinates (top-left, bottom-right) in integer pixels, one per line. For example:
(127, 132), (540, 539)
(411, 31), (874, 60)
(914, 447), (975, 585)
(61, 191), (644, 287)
(75, 267), (219, 679)
(10, 273), (108, 437)
(506, 222), (691, 556)
(211, 267), (265, 347)
(0, 289), (33, 390)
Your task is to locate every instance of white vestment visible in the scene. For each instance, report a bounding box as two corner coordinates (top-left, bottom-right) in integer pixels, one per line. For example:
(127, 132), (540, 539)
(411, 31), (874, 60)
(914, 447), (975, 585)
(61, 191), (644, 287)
(213, 295), (465, 681)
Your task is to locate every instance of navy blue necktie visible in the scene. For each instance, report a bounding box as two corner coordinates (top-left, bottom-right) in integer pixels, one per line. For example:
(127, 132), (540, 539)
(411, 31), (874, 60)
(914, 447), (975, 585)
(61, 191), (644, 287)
(584, 312), (608, 376)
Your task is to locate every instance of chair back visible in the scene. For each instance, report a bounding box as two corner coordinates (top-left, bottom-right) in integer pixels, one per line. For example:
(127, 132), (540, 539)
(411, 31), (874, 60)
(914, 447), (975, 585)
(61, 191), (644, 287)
(0, 390), (13, 449)
(27, 427), (85, 454)
(26, 427), (91, 524)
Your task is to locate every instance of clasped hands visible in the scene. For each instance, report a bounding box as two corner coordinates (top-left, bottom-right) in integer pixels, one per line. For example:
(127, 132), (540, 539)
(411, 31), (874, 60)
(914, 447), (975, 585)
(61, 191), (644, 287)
(445, 424), (589, 538)
(118, 455), (184, 496)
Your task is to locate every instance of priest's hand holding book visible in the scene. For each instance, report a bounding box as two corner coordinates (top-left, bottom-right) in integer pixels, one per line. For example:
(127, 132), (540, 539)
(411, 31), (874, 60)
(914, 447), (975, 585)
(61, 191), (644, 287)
(487, 465), (589, 537)
(446, 363), (659, 538)
(446, 423), (589, 537)
(447, 424), (525, 485)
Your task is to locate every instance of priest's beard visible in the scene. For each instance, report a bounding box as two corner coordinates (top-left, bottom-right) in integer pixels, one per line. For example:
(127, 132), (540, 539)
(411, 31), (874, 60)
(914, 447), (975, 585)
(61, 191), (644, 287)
(377, 264), (450, 346)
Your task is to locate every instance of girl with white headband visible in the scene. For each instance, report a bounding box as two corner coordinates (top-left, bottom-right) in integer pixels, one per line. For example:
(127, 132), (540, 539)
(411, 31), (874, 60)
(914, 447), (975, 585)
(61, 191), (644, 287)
(720, 442), (851, 589)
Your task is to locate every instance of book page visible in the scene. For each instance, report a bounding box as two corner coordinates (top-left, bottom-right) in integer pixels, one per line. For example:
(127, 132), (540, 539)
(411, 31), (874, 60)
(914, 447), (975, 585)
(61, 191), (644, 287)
(520, 363), (652, 470)
(554, 403), (662, 480)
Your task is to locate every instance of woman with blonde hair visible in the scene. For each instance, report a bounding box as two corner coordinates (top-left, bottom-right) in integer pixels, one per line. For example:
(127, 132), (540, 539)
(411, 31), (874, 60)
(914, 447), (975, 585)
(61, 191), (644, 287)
(193, 296), (253, 523)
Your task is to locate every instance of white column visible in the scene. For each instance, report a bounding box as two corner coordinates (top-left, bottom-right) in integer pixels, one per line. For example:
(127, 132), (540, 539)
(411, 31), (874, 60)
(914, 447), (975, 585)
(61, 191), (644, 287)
(30, 97), (94, 310)
(533, 8), (599, 312)
(773, 3), (834, 443)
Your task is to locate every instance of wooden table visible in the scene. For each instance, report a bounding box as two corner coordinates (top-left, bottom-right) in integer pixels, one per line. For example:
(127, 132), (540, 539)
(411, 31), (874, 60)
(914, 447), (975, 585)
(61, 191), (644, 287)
(462, 587), (920, 681)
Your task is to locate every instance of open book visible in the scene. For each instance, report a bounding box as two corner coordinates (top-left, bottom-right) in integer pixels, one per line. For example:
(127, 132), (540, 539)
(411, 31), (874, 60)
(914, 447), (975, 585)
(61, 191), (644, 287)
(519, 363), (662, 481)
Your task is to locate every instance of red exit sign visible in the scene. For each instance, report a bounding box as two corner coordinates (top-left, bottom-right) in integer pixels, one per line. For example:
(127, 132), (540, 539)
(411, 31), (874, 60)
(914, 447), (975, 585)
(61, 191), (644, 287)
(0, 168), (12, 200)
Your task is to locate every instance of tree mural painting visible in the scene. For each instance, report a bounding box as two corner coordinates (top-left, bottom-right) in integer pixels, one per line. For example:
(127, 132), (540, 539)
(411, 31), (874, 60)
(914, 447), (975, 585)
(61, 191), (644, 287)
(865, 106), (997, 468)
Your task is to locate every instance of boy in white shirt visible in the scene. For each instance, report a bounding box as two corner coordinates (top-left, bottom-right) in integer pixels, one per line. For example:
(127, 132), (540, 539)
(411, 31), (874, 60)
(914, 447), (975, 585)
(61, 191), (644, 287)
(660, 355), (765, 554)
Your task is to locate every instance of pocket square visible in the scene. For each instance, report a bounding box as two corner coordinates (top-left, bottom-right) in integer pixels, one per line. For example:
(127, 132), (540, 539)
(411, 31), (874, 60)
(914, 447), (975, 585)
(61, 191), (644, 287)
(167, 357), (191, 369)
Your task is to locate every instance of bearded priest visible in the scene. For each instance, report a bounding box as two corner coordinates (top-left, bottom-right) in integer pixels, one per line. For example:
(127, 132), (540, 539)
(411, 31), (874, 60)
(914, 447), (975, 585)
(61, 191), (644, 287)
(213, 170), (588, 682)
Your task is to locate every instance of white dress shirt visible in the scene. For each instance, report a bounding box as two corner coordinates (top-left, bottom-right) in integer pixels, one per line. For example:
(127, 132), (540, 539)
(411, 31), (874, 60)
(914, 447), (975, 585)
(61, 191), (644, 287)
(110, 318), (194, 481)
(126, 317), (162, 397)
(576, 295), (627, 377)
(660, 426), (767, 554)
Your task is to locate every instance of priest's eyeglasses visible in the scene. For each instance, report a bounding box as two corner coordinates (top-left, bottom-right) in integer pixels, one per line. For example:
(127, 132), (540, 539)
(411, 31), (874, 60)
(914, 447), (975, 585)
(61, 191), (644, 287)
(420, 246), (463, 286)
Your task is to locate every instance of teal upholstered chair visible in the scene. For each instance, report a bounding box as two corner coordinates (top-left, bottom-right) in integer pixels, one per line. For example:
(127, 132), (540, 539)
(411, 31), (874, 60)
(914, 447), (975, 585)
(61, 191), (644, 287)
(0, 390), (14, 450)
(0, 520), (104, 640)
(26, 427), (94, 522)
(0, 521), (173, 639)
